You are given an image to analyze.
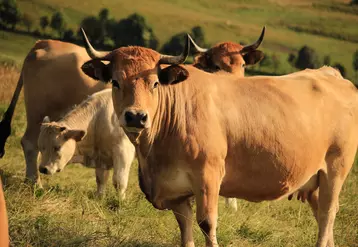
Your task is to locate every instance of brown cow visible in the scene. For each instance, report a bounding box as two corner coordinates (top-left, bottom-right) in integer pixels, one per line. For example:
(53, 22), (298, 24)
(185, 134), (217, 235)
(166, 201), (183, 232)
(190, 27), (265, 76)
(81, 28), (357, 247)
(0, 40), (111, 186)
(0, 179), (9, 247)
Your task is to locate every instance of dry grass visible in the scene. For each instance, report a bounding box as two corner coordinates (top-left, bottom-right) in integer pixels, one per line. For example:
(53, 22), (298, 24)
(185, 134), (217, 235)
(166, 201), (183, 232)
(0, 66), (21, 104)
(0, 65), (357, 246)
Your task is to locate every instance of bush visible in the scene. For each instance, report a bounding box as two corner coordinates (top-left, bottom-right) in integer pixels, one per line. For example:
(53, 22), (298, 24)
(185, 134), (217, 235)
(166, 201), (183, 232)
(40, 16), (49, 31)
(111, 13), (159, 49)
(63, 29), (75, 42)
(50, 11), (66, 38)
(333, 63), (346, 77)
(22, 13), (34, 32)
(323, 55), (331, 66)
(295, 46), (321, 70)
(287, 53), (296, 68)
(161, 26), (207, 55)
(0, 0), (20, 30)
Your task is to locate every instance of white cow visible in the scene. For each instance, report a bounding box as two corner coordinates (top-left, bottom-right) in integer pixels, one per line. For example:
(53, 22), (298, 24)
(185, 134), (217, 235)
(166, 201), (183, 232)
(38, 89), (135, 198)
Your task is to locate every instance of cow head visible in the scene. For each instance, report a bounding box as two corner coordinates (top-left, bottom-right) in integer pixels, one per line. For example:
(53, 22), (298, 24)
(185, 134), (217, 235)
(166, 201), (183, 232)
(80, 28), (190, 139)
(38, 116), (86, 175)
(190, 26), (265, 76)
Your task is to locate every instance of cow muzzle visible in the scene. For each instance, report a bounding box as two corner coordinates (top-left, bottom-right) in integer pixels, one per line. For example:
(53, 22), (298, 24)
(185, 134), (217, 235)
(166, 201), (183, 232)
(122, 109), (150, 132)
(39, 165), (58, 175)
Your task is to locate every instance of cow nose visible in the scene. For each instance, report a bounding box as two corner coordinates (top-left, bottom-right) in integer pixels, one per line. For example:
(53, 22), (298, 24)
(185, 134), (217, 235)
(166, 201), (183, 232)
(124, 110), (148, 128)
(39, 167), (49, 175)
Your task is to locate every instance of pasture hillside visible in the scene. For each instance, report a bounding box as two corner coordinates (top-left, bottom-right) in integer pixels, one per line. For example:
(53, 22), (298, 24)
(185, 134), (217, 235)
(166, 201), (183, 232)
(0, 0), (357, 80)
(0, 59), (358, 247)
(0, 0), (358, 246)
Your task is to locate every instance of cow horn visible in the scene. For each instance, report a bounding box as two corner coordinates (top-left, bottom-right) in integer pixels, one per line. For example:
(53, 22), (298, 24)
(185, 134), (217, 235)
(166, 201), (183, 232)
(240, 26), (266, 54)
(188, 34), (208, 53)
(80, 28), (110, 60)
(159, 34), (190, 64)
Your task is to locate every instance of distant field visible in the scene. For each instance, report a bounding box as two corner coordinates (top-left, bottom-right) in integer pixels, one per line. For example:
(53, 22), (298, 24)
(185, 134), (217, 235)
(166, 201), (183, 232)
(0, 0), (357, 80)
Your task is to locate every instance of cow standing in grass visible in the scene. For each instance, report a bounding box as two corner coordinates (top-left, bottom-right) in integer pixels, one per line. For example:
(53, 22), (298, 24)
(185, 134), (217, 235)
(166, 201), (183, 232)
(38, 89), (135, 198)
(0, 30), (265, 193)
(80, 28), (358, 247)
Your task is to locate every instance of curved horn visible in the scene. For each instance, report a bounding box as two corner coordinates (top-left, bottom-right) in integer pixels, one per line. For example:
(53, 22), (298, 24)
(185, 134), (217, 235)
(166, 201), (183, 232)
(240, 26), (266, 54)
(188, 34), (208, 53)
(159, 34), (190, 64)
(80, 28), (110, 60)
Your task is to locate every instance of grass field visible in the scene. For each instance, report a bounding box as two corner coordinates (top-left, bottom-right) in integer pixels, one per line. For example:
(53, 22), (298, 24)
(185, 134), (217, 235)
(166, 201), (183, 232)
(0, 0), (358, 246)
(0, 64), (358, 246)
(0, 0), (357, 81)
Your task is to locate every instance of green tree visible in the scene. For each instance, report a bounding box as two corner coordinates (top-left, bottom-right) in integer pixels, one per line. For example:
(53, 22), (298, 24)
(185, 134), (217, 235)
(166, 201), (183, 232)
(112, 13), (158, 50)
(333, 63), (346, 77)
(323, 55), (331, 66)
(161, 26), (206, 56)
(22, 13), (34, 32)
(80, 16), (102, 45)
(353, 50), (358, 82)
(287, 53), (296, 68)
(50, 11), (66, 37)
(0, 0), (20, 30)
(295, 46), (321, 70)
(40, 16), (49, 31)
(259, 54), (272, 68)
(272, 53), (281, 73)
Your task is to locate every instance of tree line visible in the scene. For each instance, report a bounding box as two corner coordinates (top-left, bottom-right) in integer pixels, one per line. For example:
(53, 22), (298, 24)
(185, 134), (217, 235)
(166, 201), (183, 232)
(0, 0), (357, 82)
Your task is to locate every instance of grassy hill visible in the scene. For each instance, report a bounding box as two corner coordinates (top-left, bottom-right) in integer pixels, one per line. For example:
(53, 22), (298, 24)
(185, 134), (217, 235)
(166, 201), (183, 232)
(0, 0), (357, 80)
(0, 1), (358, 246)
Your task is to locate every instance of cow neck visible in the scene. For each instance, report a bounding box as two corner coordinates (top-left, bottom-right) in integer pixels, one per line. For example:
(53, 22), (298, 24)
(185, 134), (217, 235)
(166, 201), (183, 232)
(58, 93), (108, 132)
(138, 84), (186, 157)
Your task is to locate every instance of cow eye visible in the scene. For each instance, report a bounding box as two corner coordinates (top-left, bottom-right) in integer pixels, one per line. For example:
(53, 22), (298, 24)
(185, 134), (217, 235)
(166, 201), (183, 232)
(153, 81), (159, 89)
(242, 63), (246, 68)
(112, 79), (120, 89)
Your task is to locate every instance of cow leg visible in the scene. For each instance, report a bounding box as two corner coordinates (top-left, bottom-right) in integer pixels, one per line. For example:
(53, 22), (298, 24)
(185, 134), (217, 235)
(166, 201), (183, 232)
(195, 164), (223, 247)
(316, 150), (353, 247)
(112, 142), (135, 200)
(171, 199), (195, 247)
(95, 166), (110, 197)
(224, 198), (237, 211)
(308, 189), (319, 221)
(21, 128), (41, 187)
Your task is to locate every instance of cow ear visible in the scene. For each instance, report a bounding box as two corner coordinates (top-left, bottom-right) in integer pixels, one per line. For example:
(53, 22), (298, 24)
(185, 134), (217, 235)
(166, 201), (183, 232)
(81, 60), (112, 83)
(64, 129), (86, 142)
(194, 53), (208, 69)
(159, 65), (189, 85)
(243, 50), (264, 65)
(42, 116), (50, 123)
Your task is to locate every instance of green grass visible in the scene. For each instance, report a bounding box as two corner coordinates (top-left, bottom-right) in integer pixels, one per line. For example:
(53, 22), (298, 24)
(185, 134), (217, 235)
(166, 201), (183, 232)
(1, 1), (358, 246)
(0, 0), (357, 81)
(0, 78), (358, 246)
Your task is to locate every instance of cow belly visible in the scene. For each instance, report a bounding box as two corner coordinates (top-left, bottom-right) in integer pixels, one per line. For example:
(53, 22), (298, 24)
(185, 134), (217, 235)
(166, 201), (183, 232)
(220, 161), (319, 202)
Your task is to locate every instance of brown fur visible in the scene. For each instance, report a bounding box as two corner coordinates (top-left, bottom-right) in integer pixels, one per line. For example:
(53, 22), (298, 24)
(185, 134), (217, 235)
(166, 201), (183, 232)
(3, 40), (111, 186)
(83, 45), (357, 247)
(194, 41), (264, 76)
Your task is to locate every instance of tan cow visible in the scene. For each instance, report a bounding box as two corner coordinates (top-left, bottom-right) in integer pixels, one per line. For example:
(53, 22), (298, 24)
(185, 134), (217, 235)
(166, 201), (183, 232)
(190, 27), (266, 211)
(0, 40), (111, 186)
(0, 179), (9, 247)
(38, 89), (135, 198)
(80, 28), (357, 247)
(190, 26), (265, 76)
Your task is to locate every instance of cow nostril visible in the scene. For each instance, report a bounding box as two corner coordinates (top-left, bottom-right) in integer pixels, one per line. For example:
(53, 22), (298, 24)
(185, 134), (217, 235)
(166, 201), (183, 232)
(140, 113), (148, 123)
(39, 167), (48, 174)
(125, 111), (135, 123)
